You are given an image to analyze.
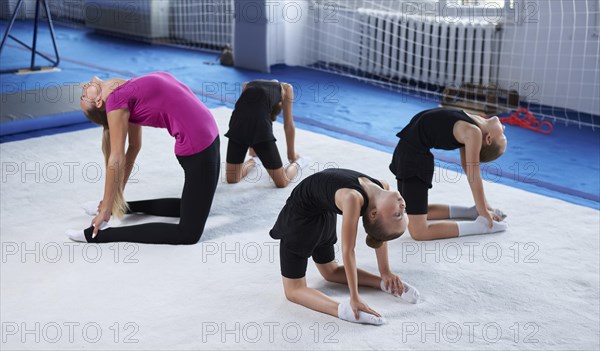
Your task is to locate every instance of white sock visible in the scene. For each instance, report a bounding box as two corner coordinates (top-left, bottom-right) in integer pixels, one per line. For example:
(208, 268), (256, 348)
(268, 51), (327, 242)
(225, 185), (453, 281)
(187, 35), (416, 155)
(66, 229), (87, 242)
(293, 157), (311, 170)
(449, 205), (507, 220)
(380, 280), (421, 304)
(65, 221), (110, 243)
(337, 299), (386, 326)
(399, 282), (421, 304)
(82, 201), (99, 216)
(457, 216), (508, 237)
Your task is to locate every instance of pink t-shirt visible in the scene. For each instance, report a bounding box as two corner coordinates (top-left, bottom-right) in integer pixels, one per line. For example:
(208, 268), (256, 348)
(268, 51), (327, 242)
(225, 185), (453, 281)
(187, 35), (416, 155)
(106, 72), (219, 156)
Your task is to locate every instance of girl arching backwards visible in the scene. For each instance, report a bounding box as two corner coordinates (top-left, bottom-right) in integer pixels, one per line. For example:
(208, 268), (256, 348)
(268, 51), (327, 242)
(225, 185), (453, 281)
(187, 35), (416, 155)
(67, 72), (220, 245)
(224, 79), (308, 188)
(270, 168), (421, 326)
(389, 107), (509, 241)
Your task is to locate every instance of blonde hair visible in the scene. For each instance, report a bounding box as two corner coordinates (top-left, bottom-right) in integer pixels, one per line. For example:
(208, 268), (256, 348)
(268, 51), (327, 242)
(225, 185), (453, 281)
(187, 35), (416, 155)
(83, 108), (129, 218)
(83, 105), (108, 127)
(480, 140), (504, 163)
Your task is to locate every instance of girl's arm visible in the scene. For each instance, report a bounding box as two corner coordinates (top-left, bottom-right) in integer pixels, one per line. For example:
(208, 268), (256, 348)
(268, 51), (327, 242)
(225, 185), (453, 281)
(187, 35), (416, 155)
(92, 108), (129, 236)
(460, 147), (492, 210)
(459, 146), (468, 171)
(459, 127), (494, 227)
(339, 190), (381, 318)
(240, 82), (252, 157)
(281, 84), (298, 162)
(124, 125), (142, 187)
(375, 242), (404, 296)
(340, 191), (362, 301)
(374, 179), (404, 294)
(375, 241), (391, 274)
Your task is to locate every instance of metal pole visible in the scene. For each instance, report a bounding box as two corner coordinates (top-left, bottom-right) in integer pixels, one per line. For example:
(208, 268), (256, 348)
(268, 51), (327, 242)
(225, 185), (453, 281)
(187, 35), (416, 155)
(42, 0), (60, 67)
(0, 0), (25, 54)
(31, 0), (42, 70)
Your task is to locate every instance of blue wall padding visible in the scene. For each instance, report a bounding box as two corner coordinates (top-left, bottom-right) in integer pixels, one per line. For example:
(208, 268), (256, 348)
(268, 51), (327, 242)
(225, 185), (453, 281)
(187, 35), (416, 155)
(0, 111), (88, 136)
(0, 122), (96, 143)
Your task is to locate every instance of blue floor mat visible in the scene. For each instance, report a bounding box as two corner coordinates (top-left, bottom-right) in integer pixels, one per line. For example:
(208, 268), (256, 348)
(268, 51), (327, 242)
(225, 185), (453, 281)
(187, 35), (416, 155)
(1, 20), (599, 209)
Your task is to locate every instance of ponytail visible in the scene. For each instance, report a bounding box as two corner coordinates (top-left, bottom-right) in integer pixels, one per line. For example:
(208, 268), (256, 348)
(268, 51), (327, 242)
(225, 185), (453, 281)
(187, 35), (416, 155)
(101, 128), (129, 218)
(82, 102), (128, 218)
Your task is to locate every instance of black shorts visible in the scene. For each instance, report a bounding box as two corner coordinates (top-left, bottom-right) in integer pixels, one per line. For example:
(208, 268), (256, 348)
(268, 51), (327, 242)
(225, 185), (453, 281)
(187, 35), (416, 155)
(279, 241), (336, 279)
(226, 139), (283, 170)
(271, 205), (338, 279)
(397, 176), (429, 215)
(389, 141), (435, 188)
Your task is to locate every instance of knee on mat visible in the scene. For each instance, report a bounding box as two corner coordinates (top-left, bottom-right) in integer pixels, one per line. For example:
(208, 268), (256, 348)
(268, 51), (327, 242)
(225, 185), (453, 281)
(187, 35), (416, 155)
(179, 230), (203, 245)
(409, 229), (430, 241)
(273, 178), (290, 189)
(410, 235), (427, 242)
(407, 224), (430, 241)
(408, 221), (429, 241)
(226, 176), (241, 184)
(318, 266), (339, 282)
(284, 288), (301, 304)
(275, 182), (289, 189)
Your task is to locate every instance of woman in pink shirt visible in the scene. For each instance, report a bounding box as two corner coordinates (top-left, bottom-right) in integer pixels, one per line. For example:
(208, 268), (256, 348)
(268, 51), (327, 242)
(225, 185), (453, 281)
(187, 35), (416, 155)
(67, 72), (220, 245)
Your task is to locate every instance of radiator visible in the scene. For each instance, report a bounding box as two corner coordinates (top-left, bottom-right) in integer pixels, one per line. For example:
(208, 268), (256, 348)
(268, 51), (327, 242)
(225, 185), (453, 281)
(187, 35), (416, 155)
(357, 8), (500, 87)
(169, 0), (234, 50)
(84, 0), (169, 40)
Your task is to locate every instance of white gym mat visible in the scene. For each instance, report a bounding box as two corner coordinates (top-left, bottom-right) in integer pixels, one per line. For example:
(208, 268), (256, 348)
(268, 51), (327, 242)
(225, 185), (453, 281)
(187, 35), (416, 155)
(1, 107), (598, 350)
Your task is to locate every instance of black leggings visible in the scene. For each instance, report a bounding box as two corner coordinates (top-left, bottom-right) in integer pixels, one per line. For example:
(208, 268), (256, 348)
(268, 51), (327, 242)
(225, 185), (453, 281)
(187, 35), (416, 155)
(84, 137), (221, 245)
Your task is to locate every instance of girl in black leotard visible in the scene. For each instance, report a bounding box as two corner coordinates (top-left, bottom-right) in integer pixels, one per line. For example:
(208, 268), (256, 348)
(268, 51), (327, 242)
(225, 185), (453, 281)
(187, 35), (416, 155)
(389, 107), (508, 241)
(270, 168), (419, 326)
(225, 79), (306, 188)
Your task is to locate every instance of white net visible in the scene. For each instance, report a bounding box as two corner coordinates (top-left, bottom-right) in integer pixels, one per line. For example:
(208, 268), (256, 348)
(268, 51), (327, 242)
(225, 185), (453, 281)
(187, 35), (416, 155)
(168, 0), (234, 51)
(1, 0), (84, 24)
(4, 0), (598, 128)
(297, 0), (600, 129)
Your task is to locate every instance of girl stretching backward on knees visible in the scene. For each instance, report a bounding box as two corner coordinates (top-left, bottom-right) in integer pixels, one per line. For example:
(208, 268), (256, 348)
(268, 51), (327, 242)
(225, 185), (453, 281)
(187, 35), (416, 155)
(270, 168), (420, 326)
(389, 107), (508, 241)
(225, 79), (308, 188)
(66, 72), (220, 244)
